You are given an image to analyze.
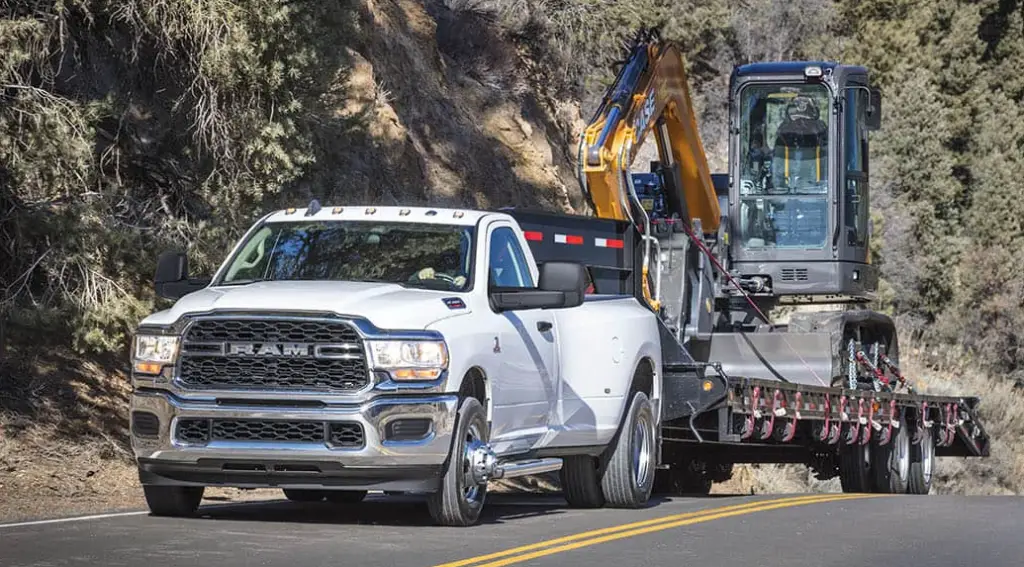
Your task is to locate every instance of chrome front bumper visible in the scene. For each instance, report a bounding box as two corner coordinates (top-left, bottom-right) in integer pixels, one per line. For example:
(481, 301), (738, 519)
(130, 389), (458, 491)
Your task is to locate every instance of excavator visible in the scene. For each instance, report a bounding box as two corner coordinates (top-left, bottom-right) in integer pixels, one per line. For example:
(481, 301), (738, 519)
(506, 28), (989, 495)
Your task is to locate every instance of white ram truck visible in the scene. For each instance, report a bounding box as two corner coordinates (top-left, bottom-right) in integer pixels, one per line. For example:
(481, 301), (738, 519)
(129, 203), (662, 526)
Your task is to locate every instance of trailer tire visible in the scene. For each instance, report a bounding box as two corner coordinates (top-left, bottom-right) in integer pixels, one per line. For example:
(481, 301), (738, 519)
(427, 397), (489, 526)
(872, 414), (911, 493)
(143, 485), (204, 517)
(600, 391), (657, 508)
(839, 441), (873, 493)
(907, 427), (935, 495)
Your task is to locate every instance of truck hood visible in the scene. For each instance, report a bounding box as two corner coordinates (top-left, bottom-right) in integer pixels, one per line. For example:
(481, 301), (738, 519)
(139, 280), (473, 331)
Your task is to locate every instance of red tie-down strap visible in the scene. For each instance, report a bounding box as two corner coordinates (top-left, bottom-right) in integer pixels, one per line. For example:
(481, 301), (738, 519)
(742, 386), (762, 440)
(861, 397), (874, 445)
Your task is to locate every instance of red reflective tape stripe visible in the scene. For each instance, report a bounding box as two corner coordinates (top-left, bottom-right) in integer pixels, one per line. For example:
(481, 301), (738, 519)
(523, 231), (543, 241)
(595, 238), (624, 248)
(565, 234), (583, 245)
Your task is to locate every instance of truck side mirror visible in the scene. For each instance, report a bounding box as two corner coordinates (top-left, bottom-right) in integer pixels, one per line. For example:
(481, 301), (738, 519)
(488, 261), (587, 312)
(866, 87), (882, 130)
(538, 261), (586, 308)
(154, 251), (210, 301)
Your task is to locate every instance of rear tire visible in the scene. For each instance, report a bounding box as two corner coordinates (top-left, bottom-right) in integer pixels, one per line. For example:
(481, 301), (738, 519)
(325, 490), (368, 504)
(283, 489), (325, 502)
(907, 426), (935, 495)
(872, 414), (911, 493)
(600, 391), (657, 508)
(427, 397), (489, 526)
(560, 455), (605, 508)
(143, 485), (204, 517)
(839, 441), (873, 493)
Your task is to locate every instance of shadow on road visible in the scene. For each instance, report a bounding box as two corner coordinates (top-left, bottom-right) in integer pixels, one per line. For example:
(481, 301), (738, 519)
(183, 491), (697, 527)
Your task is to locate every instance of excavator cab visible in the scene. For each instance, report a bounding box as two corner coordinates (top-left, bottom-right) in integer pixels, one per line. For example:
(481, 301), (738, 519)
(725, 62), (883, 303)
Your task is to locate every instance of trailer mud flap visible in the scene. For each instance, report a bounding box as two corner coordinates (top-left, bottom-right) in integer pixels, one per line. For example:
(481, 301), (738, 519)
(707, 332), (834, 387)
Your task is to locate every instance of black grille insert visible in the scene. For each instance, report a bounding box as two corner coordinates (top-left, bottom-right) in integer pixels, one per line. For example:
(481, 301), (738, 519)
(385, 419), (432, 442)
(176, 419), (211, 444)
(174, 418), (364, 448)
(131, 411), (161, 438)
(329, 423), (366, 448)
(178, 318), (369, 392)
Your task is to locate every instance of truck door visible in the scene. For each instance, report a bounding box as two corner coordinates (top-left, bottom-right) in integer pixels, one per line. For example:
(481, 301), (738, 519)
(485, 222), (560, 452)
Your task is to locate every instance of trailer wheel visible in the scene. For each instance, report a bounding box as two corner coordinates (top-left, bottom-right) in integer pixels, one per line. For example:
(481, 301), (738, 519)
(907, 426), (935, 495)
(872, 413), (910, 493)
(426, 396), (489, 526)
(600, 390), (657, 508)
(839, 441), (873, 493)
(143, 485), (204, 517)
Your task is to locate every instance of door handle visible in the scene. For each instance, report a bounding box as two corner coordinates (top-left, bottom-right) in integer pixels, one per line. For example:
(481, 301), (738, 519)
(537, 321), (552, 333)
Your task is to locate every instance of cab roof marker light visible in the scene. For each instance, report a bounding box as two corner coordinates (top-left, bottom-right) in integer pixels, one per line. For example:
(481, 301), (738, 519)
(365, 207), (377, 214)
(284, 208), (297, 215)
(332, 207), (344, 214)
(399, 208), (411, 216)
(804, 65), (823, 78)
(425, 210), (438, 216)
(453, 211), (464, 218)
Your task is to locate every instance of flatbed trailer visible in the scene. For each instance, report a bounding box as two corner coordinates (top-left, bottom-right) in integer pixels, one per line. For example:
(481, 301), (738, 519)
(505, 207), (989, 492)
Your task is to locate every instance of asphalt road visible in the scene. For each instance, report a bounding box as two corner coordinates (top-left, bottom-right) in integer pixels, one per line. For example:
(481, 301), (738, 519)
(2, 491), (1021, 567)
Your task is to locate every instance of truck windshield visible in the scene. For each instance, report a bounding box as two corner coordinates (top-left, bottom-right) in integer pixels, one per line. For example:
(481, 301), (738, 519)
(737, 82), (830, 249)
(217, 220), (475, 291)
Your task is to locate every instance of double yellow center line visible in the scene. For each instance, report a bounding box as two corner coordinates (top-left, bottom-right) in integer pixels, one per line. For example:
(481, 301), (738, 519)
(434, 493), (883, 567)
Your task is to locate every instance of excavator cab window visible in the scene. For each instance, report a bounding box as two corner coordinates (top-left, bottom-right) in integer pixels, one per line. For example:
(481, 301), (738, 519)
(737, 83), (830, 250)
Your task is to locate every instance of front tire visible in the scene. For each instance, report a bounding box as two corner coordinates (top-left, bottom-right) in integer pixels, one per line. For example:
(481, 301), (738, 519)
(143, 485), (204, 517)
(427, 396), (489, 526)
(600, 391), (657, 508)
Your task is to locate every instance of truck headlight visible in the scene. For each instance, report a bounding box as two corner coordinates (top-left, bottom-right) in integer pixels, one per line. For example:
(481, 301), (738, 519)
(367, 340), (448, 380)
(133, 334), (180, 375)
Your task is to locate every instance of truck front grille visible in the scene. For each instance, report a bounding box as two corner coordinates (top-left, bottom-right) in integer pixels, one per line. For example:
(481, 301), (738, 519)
(175, 418), (365, 448)
(177, 317), (369, 393)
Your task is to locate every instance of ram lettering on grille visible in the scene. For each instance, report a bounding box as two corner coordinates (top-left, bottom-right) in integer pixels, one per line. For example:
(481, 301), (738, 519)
(178, 318), (370, 392)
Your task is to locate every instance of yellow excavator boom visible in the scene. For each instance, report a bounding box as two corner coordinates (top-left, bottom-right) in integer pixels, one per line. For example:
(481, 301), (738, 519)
(578, 29), (720, 233)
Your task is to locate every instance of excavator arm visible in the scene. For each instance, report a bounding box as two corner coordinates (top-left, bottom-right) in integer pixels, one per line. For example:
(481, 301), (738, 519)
(578, 29), (720, 234)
